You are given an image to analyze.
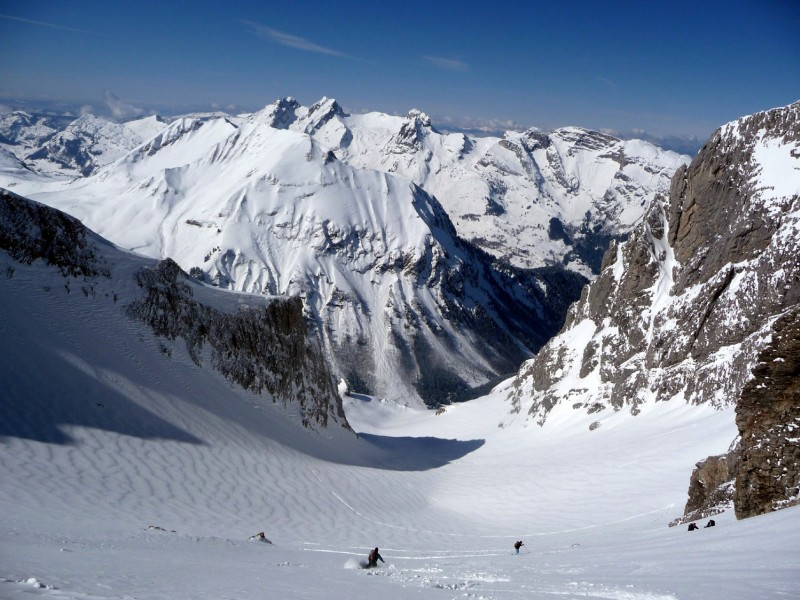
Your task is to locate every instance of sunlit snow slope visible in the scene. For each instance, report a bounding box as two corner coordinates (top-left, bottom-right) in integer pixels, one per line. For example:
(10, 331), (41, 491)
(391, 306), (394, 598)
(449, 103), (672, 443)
(264, 97), (688, 276)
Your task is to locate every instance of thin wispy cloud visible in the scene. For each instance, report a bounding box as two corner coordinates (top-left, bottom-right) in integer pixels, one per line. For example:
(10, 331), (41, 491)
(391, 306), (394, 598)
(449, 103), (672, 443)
(424, 56), (469, 72)
(104, 91), (144, 121)
(242, 20), (346, 57)
(0, 13), (104, 36)
(598, 77), (617, 90)
(434, 114), (530, 137)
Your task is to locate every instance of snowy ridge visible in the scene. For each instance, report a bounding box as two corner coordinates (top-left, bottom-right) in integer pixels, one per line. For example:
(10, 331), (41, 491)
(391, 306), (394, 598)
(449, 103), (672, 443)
(1, 98), (688, 277)
(329, 110), (688, 276)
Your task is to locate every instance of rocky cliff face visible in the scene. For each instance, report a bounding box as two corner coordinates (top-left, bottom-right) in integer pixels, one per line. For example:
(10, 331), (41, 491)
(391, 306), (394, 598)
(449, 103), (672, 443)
(0, 188), (110, 278)
(505, 101), (799, 519)
(734, 307), (800, 518)
(0, 188), (348, 432)
(126, 258), (348, 429)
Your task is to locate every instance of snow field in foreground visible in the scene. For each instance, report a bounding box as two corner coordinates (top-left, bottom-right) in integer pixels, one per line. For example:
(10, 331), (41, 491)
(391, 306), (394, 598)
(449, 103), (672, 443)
(1, 258), (799, 599)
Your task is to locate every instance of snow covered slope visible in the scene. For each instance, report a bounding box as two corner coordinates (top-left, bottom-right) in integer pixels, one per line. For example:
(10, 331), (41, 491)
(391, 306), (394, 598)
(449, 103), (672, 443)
(505, 101), (800, 519)
(0, 188), (348, 432)
(5, 110), (587, 406)
(286, 97), (688, 276)
(1, 197), (798, 598)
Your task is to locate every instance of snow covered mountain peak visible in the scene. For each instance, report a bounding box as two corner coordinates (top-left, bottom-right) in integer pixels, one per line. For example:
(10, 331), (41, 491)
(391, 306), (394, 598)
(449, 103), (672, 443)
(549, 126), (620, 151)
(0, 97), (687, 404)
(406, 108), (432, 127)
(254, 97), (301, 129)
(0, 110), (171, 179)
(12, 105), (590, 405)
(0, 111), (68, 149)
(293, 96), (346, 133)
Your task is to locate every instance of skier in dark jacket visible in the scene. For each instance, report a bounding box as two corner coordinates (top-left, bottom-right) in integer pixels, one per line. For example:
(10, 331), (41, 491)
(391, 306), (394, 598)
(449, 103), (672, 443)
(514, 540), (524, 554)
(367, 547), (384, 568)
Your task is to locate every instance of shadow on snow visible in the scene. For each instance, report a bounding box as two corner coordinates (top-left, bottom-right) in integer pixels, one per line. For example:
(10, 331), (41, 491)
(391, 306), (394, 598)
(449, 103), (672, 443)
(357, 432), (485, 471)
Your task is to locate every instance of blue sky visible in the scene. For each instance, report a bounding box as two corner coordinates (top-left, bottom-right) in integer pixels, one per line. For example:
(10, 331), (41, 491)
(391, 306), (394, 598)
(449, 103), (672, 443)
(0, 0), (797, 147)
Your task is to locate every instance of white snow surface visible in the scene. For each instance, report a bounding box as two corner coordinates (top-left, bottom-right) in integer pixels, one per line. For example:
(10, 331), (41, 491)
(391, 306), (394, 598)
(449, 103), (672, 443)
(2, 254), (798, 599)
(752, 135), (800, 204)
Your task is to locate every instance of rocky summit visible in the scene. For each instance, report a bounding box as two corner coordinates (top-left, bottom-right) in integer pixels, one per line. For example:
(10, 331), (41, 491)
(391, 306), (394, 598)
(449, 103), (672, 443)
(506, 101), (800, 519)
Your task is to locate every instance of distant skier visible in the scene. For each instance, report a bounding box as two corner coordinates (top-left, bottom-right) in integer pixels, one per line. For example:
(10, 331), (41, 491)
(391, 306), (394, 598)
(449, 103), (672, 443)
(514, 540), (524, 554)
(688, 522), (699, 531)
(705, 519), (716, 528)
(367, 547), (384, 568)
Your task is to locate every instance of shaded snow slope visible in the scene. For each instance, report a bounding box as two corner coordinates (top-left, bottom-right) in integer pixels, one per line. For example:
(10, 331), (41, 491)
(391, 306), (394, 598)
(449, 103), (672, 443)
(0, 189), (348, 433)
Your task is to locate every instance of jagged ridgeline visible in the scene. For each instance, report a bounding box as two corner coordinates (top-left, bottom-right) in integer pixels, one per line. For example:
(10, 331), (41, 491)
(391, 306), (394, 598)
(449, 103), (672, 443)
(0, 188), (348, 431)
(506, 101), (800, 519)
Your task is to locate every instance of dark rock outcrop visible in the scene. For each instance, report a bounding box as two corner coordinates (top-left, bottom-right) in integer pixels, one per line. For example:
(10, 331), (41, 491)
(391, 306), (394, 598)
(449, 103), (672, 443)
(0, 188), (109, 278)
(127, 258), (348, 429)
(670, 450), (739, 526)
(734, 308), (800, 518)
